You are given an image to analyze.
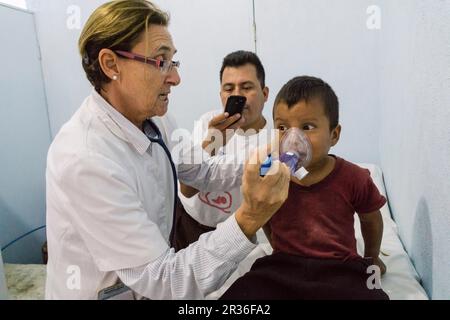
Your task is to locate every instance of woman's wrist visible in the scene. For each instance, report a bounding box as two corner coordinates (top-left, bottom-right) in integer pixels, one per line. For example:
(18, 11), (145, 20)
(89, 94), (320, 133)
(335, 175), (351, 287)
(235, 207), (260, 239)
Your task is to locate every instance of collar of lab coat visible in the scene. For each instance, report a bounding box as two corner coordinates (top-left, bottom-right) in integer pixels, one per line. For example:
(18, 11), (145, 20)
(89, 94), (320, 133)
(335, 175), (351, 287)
(90, 89), (151, 156)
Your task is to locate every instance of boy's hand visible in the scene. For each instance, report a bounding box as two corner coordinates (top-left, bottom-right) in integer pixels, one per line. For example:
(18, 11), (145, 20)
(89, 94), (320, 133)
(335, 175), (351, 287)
(372, 256), (387, 275)
(359, 210), (386, 274)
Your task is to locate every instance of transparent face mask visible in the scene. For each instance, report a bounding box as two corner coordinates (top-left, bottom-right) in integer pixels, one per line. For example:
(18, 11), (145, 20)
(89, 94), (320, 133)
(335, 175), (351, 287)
(279, 127), (312, 180)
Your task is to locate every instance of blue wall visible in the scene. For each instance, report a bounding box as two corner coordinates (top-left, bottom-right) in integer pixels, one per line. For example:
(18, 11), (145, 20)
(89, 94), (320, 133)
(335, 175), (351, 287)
(0, 4), (50, 263)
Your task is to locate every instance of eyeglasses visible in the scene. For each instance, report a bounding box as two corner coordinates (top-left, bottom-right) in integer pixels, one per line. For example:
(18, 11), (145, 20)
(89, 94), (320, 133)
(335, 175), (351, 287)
(115, 50), (180, 74)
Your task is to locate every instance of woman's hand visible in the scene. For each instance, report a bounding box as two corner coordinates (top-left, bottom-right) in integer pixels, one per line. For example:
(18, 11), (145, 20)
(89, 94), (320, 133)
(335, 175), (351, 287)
(235, 145), (291, 239)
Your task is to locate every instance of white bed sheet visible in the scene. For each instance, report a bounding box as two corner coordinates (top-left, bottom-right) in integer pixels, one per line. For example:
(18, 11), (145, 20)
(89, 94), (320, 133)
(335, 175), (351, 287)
(207, 163), (429, 300)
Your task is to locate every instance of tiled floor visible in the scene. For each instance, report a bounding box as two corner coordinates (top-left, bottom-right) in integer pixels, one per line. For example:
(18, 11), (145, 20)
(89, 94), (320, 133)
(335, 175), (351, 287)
(4, 264), (46, 300)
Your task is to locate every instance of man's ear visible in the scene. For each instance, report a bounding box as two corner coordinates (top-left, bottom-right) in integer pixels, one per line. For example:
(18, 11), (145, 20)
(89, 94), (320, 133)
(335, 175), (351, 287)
(330, 124), (341, 146)
(262, 86), (269, 102)
(98, 48), (120, 80)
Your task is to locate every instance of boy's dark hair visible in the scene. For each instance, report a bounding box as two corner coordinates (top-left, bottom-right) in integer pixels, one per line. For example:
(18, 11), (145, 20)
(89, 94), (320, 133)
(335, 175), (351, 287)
(220, 50), (265, 88)
(274, 76), (339, 130)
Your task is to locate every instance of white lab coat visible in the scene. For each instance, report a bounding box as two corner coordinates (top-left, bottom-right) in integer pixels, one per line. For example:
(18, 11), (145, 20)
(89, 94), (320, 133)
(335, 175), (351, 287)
(45, 90), (256, 299)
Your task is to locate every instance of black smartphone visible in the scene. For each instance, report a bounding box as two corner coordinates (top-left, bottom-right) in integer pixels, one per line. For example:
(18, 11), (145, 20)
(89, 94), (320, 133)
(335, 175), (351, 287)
(224, 95), (246, 116)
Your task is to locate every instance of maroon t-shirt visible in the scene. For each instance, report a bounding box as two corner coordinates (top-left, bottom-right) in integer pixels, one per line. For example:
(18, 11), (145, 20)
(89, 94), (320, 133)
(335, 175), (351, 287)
(269, 155), (386, 261)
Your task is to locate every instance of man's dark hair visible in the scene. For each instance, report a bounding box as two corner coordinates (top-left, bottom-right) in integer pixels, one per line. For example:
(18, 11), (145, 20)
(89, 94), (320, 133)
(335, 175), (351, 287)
(273, 76), (339, 130)
(220, 50), (265, 88)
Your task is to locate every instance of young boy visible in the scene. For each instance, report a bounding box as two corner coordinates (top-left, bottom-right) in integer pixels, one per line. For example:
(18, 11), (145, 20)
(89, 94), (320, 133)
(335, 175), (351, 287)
(221, 76), (389, 300)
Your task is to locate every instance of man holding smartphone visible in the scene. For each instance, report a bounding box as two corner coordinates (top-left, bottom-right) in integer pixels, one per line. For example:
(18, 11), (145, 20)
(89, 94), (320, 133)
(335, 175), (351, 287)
(173, 50), (272, 251)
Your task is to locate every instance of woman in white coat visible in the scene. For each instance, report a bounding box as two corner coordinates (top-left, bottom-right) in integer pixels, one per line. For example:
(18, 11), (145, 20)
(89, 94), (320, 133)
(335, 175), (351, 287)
(45, 0), (290, 300)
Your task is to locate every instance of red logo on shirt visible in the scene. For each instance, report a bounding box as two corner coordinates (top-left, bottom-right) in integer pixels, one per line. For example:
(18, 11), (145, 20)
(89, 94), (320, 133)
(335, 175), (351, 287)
(198, 192), (233, 213)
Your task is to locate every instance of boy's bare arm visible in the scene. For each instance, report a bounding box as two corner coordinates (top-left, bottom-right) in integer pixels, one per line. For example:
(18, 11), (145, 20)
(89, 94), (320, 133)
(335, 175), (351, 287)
(358, 210), (386, 274)
(262, 224), (273, 246)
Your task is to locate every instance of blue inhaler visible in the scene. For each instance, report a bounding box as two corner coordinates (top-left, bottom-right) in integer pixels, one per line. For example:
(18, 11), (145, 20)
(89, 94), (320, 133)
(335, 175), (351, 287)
(259, 154), (273, 176)
(260, 128), (312, 180)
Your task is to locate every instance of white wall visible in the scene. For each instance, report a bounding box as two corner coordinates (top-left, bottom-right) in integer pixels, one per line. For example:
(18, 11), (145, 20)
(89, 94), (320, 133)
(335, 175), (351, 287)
(26, 0), (254, 136)
(28, 0), (381, 165)
(151, 0), (255, 133)
(378, 0), (450, 299)
(256, 0), (381, 165)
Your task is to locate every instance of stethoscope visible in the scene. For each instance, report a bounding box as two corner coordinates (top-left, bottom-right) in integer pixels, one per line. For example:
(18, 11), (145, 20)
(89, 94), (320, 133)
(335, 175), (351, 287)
(143, 119), (178, 244)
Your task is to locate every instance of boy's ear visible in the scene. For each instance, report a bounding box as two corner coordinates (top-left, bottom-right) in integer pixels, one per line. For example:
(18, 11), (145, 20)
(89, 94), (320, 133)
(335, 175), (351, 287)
(330, 124), (341, 147)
